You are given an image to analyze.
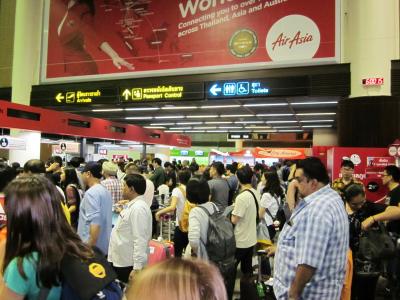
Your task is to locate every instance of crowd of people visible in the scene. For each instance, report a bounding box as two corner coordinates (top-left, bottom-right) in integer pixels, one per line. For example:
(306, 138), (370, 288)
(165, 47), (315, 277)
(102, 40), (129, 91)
(0, 155), (399, 300)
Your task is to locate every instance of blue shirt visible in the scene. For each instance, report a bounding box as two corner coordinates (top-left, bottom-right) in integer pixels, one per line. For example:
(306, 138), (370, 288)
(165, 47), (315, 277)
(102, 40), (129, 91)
(3, 252), (61, 300)
(273, 185), (349, 300)
(78, 183), (113, 254)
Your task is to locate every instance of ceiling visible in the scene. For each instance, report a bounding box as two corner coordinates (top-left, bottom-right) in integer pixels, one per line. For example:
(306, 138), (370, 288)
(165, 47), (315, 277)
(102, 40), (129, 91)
(64, 96), (339, 135)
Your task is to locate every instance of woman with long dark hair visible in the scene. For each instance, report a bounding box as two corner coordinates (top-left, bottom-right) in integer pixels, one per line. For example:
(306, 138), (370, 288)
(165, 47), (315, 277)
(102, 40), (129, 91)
(60, 167), (83, 230)
(258, 170), (285, 240)
(0, 175), (93, 299)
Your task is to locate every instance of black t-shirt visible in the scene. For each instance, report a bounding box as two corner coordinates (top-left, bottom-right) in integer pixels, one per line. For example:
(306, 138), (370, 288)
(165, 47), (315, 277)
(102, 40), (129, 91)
(386, 184), (400, 234)
(348, 201), (386, 252)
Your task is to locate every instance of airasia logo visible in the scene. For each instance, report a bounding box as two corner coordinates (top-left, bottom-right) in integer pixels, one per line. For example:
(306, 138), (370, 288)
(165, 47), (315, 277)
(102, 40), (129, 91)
(266, 15), (320, 61)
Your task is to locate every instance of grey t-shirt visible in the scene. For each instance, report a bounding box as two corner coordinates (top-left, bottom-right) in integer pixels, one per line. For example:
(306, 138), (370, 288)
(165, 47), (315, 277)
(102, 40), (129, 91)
(208, 178), (230, 210)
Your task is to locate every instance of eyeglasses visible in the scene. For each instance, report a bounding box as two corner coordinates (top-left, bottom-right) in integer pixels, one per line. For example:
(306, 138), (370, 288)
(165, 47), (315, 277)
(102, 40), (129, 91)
(382, 174), (391, 177)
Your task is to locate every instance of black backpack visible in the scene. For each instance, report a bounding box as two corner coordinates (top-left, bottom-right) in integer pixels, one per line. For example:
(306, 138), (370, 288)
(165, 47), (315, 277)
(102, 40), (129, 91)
(199, 203), (236, 269)
(264, 194), (287, 231)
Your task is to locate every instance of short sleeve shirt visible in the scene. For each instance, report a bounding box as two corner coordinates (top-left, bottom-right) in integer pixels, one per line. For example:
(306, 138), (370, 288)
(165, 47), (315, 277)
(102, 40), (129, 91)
(78, 184), (113, 254)
(387, 185), (400, 233)
(232, 188), (260, 248)
(3, 252), (61, 300)
(171, 186), (186, 223)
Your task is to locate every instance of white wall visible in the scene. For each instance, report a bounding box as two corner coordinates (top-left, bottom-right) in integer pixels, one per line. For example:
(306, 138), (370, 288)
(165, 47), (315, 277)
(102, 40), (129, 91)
(342, 0), (400, 97)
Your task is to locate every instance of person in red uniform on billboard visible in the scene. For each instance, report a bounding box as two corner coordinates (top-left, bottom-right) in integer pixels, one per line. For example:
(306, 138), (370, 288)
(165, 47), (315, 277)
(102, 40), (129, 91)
(57, 0), (133, 75)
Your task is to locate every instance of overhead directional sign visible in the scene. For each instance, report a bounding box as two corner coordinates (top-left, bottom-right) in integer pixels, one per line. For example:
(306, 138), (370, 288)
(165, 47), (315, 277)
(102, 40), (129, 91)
(31, 86), (118, 106)
(120, 82), (204, 102)
(207, 76), (309, 99)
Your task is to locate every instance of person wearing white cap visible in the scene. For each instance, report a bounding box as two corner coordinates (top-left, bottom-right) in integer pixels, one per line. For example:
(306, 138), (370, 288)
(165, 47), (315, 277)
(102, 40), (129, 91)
(101, 161), (124, 205)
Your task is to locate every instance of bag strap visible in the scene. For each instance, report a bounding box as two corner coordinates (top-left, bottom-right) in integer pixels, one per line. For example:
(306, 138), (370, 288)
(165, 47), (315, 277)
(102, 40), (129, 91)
(38, 287), (50, 300)
(243, 189), (259, 224)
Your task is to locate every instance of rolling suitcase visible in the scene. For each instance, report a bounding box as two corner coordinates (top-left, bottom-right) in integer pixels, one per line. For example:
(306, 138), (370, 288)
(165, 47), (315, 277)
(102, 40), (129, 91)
(148, 213), (175, 265)
(240, 250), (275, 300)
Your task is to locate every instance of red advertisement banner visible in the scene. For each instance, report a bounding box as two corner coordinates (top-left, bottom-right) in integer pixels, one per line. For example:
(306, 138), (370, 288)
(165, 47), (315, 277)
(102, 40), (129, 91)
(42, 0), (339, 82)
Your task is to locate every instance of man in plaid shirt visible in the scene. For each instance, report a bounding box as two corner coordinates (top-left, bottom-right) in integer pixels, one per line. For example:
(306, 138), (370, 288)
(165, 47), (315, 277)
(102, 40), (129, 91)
(101, 161), (124, 205)
(273, 157), (349, 300)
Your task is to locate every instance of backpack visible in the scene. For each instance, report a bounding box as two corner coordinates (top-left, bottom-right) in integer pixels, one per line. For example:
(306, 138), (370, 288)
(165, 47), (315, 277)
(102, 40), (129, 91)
(199, 203), (236, 270)
(60, 247), (123, 300)
(264, 194), (287, 231)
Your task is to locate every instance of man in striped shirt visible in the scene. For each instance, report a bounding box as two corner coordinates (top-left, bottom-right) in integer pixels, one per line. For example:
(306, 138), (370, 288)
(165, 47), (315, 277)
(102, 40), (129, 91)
(273, 157), (349, 300)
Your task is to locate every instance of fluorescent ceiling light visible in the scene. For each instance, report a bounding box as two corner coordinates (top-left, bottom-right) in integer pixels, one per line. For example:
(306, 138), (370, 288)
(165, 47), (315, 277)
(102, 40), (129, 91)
(235, 121), (264, 124)
(279, 129), (303, 132)
(219, 126), (243, 129)
(220, 114), (254, 117)
(267, 120), (298, 123)
(154, 115), (184, 119)
(92, 108), (123, 112)
(193, 126), (217, 130)
(150, 123), (174, 126)
(200, 105), (241, 109)
(176, 122), (203, 125)
(125, 107), (160, 111)
(185, 130), (206, 133)
(300, 120), (334, 123)
(257, 113), (293, 117)
(207, 130), (228, 133)
(186, 115), (218, 119)
(291, 101), (338, 105)
(144, 126), (166, 129)
(165, 130), (184, 133)
(205, 121), (232, 124)
(230, 130), (253, 133)
(245, 126), (272, 129)
(243, 103), (288, 107)
(161, 106), (197, 110)
(125, 116), (153, 120)
(296, 112), (336, 116)
(170, 127), (192, 130)
(302, 125), (333, 128)
(273, 126), (301, 129)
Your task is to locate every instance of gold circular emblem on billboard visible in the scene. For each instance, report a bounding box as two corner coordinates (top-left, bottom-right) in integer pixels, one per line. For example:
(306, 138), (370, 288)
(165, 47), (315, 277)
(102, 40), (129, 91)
(89, 263), (106, 279)
(229, 29), (258, 58)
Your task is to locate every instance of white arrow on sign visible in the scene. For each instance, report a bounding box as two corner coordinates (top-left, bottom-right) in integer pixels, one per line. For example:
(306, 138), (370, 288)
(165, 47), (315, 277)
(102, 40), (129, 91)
(209, 84), (222, 96)
(122, 89), (132, 100)
(55, 93), (65, 103)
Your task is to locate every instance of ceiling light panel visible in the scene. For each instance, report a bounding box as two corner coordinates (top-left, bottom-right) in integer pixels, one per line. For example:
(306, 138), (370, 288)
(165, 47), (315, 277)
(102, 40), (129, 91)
(243, 103), (288, 107)
(256, 113), (293, 117)
(204, 121), (232, 124)
(154, 115), (184, 119)
(235, 121), (265, 124)
(92, 108), (123, 112)
(125, 107), (160, 111)
(169, 127), (192, 130)
(125, 116), (153, 120)
(150, 123), (175, 126)
(267, 120), (298, 123)
(161, 106), (197, 110)
(176, 122), (203, 125)
(290, 101), (338, 105)
(144, 126), (166, 129)
(299, 120), (334, 123)
(220, 114), (254, 117)
(302, 125), (333, 128)
(186, 115), (218, 119)
(296, 112), (336, 116)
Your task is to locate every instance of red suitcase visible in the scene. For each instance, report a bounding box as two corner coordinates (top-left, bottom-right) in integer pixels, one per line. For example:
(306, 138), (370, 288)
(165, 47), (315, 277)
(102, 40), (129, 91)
(148, 240), (175, 265)
(148, 214), (175, 265)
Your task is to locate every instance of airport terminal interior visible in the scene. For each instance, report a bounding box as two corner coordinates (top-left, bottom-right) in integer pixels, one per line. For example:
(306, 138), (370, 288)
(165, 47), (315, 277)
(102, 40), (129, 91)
(0, 0), (400, 299)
